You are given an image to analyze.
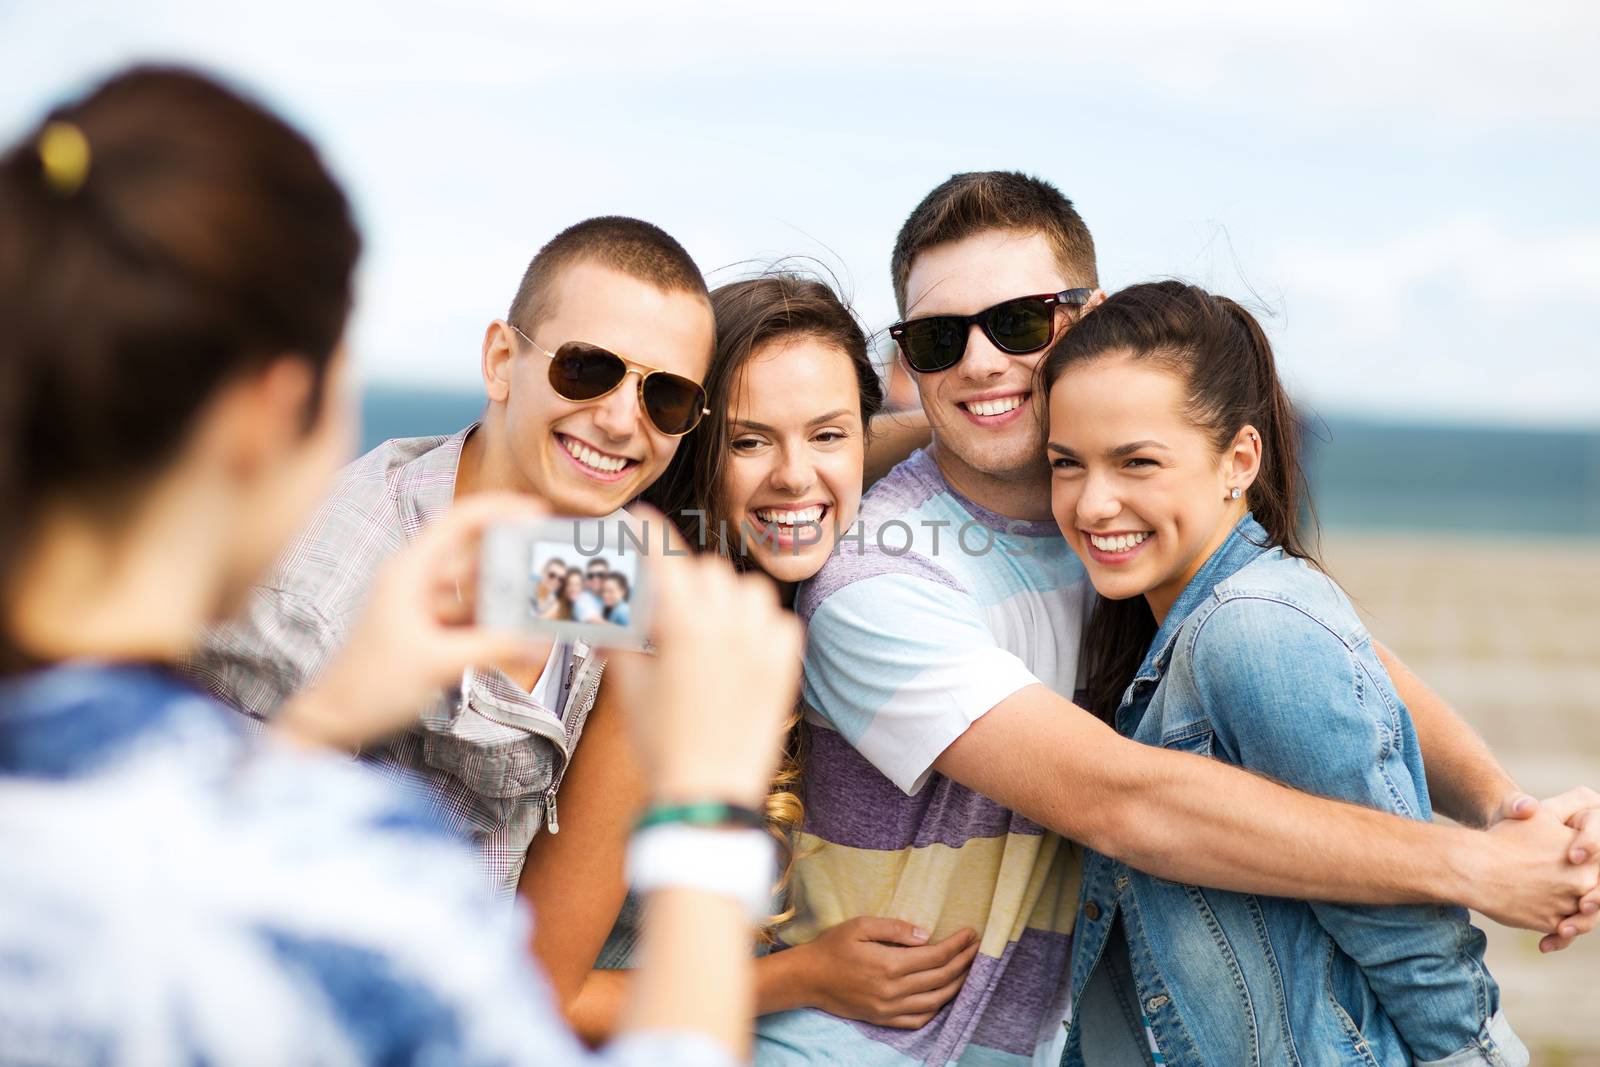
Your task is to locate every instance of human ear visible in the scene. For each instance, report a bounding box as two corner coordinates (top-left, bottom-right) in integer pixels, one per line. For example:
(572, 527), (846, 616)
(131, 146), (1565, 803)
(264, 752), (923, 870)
(1225, 425), (1263, 497)
(218, 355), (319, 481)
(482, 319), (516, 404)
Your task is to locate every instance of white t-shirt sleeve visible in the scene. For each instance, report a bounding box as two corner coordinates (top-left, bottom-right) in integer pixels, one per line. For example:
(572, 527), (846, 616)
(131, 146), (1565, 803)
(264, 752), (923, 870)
(802, 571), (1040, 795)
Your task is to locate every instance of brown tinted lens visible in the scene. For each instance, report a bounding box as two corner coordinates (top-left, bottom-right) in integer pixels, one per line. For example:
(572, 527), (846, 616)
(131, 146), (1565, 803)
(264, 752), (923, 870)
(641, 373), (707, 435)
(547, 343), (627, 401)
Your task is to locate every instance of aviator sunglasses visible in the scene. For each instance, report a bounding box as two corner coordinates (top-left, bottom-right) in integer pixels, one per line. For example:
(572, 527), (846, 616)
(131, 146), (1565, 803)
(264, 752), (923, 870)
(888, 288), (1095, 374)
(507, 322), (710, 437)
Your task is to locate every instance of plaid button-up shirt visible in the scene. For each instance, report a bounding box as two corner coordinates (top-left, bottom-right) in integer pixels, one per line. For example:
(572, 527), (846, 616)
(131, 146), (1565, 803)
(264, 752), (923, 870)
(187, 428), (604, 896)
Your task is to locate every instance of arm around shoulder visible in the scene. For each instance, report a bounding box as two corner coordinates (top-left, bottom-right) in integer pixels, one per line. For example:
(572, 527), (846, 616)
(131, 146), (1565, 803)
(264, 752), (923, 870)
(802, 568), (1038, 795)
(931, 672), (1495, 911)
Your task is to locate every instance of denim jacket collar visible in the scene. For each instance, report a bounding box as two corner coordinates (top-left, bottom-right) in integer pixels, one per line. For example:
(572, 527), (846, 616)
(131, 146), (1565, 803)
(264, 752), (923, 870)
(1133, 513), (1272, 686)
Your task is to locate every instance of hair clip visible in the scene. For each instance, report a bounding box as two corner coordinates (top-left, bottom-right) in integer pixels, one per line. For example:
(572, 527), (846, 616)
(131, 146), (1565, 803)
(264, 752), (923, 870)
(38, 121), (91, 197)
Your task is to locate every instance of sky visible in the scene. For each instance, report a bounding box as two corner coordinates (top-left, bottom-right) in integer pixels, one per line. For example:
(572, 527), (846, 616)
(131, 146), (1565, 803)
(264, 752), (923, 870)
(4, 0), (1598, 428)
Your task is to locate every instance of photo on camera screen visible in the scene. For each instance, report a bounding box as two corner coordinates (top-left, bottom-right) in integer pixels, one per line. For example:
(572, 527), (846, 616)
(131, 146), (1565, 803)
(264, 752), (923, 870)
(478, 516), (653, 649)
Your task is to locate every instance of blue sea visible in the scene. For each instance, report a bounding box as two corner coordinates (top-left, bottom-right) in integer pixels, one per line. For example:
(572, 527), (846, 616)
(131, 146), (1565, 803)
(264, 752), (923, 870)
(361, 385), (1600, 540)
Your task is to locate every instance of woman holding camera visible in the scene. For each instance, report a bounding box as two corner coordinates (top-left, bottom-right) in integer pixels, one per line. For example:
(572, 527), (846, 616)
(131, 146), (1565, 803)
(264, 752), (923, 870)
(0, 66), (799, 1066)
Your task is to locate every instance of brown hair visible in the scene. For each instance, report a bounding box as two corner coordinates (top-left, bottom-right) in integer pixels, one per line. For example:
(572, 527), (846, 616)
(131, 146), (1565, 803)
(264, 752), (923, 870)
(644, 271), (882, 938)
(890, 171), (1098, 314)
(0, 66), (360, 671)
(1040, 281), (1318, 719)
(506, 215), (708, 331)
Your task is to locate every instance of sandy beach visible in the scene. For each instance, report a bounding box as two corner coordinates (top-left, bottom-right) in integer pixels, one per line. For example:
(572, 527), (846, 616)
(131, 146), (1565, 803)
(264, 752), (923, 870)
(1324, 531), (1600, 1063)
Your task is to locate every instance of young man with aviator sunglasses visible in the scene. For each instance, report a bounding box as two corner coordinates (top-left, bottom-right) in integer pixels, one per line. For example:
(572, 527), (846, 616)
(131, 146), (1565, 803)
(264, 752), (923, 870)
(761, 172), (1600, 1066)
(190, 215), (716, 901)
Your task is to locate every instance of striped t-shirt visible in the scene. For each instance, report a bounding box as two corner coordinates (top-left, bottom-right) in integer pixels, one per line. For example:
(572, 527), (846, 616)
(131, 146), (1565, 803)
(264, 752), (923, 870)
(755, 449), (1095, 1067)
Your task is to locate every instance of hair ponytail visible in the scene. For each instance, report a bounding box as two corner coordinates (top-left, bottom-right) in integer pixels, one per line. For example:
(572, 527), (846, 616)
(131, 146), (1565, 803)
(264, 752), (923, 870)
(1041, 281), (1320, 719)
(1213, 295), (1317, 563)
(0, 66), (360, 673)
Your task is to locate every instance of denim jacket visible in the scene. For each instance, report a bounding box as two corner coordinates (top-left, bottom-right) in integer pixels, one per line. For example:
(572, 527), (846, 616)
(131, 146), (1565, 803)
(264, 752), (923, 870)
(1062, 516), (1526, 1067)
(0, 662), (731, 1067)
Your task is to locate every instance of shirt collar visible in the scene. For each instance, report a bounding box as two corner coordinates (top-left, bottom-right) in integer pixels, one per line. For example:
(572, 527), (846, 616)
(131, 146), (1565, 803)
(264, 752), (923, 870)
(1135, 513), (1272, 683)
(915, 449), (1060, 537)
(393, 425), (475, 544)
(0, 662), (221, 778)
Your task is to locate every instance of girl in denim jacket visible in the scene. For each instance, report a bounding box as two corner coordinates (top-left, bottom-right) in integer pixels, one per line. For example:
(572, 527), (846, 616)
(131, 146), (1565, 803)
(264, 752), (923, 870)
(1040, 281), (1526, 1066)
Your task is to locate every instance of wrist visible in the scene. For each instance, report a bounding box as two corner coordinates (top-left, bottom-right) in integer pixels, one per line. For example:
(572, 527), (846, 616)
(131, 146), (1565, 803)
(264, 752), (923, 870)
(627, 824), (777, 923)
(650, 773), (766, 810)
(276, 687), (348, 751)
(286, 667), (368, 753)
(757, 940), (815, 1014)
(1438, 824), (1489, 912)
(637, 800), (767, 834)
(1480, 776), (1526, 829)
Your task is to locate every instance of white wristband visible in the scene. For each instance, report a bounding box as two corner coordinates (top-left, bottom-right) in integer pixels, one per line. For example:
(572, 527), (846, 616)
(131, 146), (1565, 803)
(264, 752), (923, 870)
(626, 824), (777, 923)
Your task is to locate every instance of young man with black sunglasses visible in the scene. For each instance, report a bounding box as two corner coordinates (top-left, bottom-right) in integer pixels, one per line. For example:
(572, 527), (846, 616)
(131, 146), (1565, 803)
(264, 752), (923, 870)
(762, 171), (1600, 1065)
(189, 215), (716, 898)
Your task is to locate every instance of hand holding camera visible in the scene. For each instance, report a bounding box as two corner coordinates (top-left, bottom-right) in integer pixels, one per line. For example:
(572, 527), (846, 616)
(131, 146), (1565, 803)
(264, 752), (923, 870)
(278, 493), (555, 750)
(609, 540), (802, 809)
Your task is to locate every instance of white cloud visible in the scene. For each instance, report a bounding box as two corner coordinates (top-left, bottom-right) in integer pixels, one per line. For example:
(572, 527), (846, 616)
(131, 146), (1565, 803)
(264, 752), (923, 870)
(2, 0), (1596, 424)
(7, 1), (1599, 129)
(1277, 220), (1600, 334)
(1266, 219), (1600, 424)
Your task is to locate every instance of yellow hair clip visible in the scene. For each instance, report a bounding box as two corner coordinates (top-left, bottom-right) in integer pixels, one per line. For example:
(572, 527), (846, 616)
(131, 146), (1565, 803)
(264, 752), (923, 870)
(38, 121), (91, 197)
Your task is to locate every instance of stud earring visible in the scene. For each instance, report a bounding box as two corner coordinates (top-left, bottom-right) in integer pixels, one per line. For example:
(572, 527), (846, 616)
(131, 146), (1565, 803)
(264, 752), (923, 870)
(1230, 487), (1242, 500)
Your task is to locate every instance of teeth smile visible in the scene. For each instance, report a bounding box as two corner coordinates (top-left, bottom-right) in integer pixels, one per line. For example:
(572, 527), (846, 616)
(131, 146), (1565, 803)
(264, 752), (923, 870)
(964, 395), (1025, 417)
(755, 505), (826, 526)
(1089, 531), (1151, 553)
(561, 435), (630, 474)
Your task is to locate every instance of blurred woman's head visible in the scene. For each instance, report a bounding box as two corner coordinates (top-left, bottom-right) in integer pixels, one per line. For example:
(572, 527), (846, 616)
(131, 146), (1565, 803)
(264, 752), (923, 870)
(560, 570), (585, 606)
(538, 559), (568, 597)
(0, 66), (360, 668)
(649, 273), (883, 585)
(1040, 280), (1315, 713)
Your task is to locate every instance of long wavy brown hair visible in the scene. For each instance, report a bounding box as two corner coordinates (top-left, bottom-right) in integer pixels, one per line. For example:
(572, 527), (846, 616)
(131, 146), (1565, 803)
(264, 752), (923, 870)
(645, 271), (883, 938)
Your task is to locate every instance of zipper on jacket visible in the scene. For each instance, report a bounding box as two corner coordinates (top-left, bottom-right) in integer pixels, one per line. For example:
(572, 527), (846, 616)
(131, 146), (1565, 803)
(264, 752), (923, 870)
(544, 788), (560, 834)
(457, 650), (605, 837)
(539, 650), (605, 838)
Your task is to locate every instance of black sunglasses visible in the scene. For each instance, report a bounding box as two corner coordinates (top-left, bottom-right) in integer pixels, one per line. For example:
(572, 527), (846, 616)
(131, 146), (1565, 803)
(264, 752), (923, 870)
(888, 288), (1094, 374)
(507, 323), (710, 436)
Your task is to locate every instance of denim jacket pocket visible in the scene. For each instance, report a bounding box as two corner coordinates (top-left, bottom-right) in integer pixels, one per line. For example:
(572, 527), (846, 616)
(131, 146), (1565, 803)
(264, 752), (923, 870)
(1162, 723), (1215, 758)
(1323, 938), (1382, 1067)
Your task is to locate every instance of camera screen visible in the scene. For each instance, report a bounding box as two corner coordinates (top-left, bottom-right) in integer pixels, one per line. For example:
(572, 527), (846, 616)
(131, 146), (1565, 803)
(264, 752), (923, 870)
(524, 541), (642, 629)
(478, 517), (654, 648)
